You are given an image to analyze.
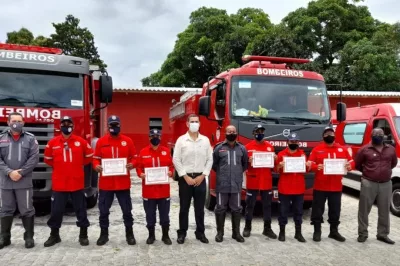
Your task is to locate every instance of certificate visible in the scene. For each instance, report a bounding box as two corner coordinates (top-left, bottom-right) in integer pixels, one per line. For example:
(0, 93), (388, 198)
(323, 159), (347, 175)
(283, 156), (306, 173)
(102, 158), (127, 176)
(145, 167), (169, 185)
(252, 152), (275, 168)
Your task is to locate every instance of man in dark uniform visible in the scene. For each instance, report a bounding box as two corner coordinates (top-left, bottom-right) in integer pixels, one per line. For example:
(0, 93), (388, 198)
(213, 125), (248, 243)
(0, 112), (39, 249)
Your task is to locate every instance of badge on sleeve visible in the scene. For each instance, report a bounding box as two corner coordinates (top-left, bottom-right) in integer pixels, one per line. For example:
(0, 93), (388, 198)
(121, 141), (127, 146)
(162, 151), (167, 155)
(75, 141), (80, 147)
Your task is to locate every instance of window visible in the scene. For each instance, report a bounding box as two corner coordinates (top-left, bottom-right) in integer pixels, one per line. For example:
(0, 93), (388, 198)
(149, 118), (162, 131)
(374, 119), (394, 142)
(343, 123), (367, 145)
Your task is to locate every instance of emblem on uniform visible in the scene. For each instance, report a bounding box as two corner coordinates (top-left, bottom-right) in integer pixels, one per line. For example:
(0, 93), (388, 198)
(291, 133), (296, 137)
(338, 148), (343, 152)
(121, 141), (127, 146)
(112, 115), (117, 120)
(373, 153), (376, 156)
(63, 116), (69, 120)
(162, 151), (167, 155)
(267, 147), (271, 151)
(75, 141), (80, 147)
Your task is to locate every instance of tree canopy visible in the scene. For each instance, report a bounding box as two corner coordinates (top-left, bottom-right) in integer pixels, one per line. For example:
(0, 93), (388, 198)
(142, 0), (400, 91)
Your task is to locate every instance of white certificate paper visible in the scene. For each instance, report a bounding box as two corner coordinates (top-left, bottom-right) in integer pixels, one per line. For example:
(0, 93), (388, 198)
(323, 159), (347, 175)
(145, 167), (169, 185)
(283, 156), (306, 173)
(252, 152), (275, 168)
(102, 158), (127, 176)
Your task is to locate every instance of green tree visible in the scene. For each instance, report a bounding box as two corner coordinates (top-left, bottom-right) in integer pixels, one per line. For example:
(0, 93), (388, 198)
(6, 28), (50, 46)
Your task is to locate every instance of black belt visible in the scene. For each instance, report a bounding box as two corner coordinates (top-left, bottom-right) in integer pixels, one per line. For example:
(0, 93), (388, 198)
(186, 173), (203, 178)
(362, 177), (390, 183)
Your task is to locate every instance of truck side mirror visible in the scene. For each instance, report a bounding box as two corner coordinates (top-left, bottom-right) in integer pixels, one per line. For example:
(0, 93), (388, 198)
(199, 96), (210, 117)
(336, 102), (346, 122)
(100, 75), (113, 103)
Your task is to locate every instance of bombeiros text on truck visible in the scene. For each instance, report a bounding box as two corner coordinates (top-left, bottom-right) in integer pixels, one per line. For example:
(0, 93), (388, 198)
(169, 55), (346, 210)
(0, 43), (114, 208)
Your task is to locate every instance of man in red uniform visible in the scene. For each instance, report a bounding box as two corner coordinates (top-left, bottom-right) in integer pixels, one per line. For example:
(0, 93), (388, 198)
(276, 132), (306, 242)
(43, 116), (93, 247)
(307, 126), (354, 242)
(243, 124), (277, 239)
(93, 115), (137, 246)
(136, 129), (174, 245)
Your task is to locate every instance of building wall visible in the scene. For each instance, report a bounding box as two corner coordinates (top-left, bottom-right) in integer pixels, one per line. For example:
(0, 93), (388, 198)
(107, 91), (183, 152)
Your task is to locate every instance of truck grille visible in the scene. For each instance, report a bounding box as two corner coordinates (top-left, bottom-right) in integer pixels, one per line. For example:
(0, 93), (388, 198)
(0, 122), (54, 189)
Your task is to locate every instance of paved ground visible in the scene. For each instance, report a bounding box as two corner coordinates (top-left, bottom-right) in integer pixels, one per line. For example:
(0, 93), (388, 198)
(0, 176), (399, 266)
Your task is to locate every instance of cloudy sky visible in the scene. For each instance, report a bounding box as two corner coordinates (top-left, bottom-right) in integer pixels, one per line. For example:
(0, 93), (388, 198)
(1, 0), (398, 88)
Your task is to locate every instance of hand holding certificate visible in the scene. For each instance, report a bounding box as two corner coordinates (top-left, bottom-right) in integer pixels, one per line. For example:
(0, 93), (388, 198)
(323, 159), (347, 175)
(102, 158), (128, 176)
(252, 152), (275, 168)
(145, 167), (170, 185)
(283, 156), (306, 173)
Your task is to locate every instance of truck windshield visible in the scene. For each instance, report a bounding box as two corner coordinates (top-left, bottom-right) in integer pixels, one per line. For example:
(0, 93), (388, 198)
(0, 68), (83, 109)
(231, 76), (330, 123)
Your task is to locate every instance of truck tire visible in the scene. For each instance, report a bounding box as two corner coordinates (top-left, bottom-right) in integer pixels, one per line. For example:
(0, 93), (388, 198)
(390, 183), (400, 217)
(86, 191), (99, 209)
(205, 176), (216, 211)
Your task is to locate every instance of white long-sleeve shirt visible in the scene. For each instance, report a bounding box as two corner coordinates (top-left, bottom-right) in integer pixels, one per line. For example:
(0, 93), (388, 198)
(172, 132), (213, 177)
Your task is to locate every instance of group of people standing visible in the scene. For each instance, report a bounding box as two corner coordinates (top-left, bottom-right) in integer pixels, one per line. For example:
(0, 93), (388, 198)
(0, 112), (397, 250)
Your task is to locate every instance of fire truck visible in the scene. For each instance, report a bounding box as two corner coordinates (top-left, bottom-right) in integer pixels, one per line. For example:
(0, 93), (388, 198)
(169, 55), (345, 210)
(0, 43), (113, 208)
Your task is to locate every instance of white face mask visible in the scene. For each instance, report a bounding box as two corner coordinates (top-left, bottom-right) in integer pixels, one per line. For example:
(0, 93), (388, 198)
(189, 122), (200, 133)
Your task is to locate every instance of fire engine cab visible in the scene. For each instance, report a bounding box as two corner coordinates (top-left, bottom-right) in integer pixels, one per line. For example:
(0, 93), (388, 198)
(169, 55), (346, 210)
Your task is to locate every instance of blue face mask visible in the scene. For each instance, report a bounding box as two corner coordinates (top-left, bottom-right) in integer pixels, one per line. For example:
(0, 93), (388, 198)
(255, 134), (264, 141)
(60, 126), (73, 135)
(150, 137), (160, 146)
(372, 135), (383, 145)
(109, 126), (120, 136)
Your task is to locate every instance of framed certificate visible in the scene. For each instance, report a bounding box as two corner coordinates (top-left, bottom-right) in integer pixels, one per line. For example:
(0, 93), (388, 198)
(145, 167), (169, 185)
(252, 152), (275, 168)
(323, 159), (347, 175)
(283, 156), (306, 173)
(102, 158), (127, 176)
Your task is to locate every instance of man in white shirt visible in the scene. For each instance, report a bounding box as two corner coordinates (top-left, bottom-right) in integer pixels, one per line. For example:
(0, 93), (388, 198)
(173, 114), (213, 244)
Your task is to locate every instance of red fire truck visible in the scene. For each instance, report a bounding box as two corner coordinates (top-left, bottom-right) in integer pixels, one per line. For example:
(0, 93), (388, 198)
(169, 55), (345, 210)
(0, 43), (113, 208)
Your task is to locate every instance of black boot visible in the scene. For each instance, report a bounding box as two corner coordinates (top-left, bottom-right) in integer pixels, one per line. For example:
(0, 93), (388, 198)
(294, 225), (306, 243)
(313, 223), (321, 242)
(161, 225), (172, 245)
(231, 212), (244, 243)
(44, 228), (61, 247)
(177, 231), (186, 244)
(278, 225), (285, 242)
(328, 224), (346, 242)
(262, 221), (277, 239)
(96, 228), (109, 246)
(215, 212), (225, 243)
(0, 216), (13, 249)
(22, 216), (35, 248)
(146, 227), (155, 245)
(125, 227), (136, 245)
(79, 227), (89, 246)
(243, 220), (252, 238)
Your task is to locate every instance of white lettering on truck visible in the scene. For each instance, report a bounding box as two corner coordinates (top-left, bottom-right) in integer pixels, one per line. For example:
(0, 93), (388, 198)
(270, 141), (308, 148)
(0, 108), (61, 119)
(257, 68), (304, 77)
(0, 51), (56, 63)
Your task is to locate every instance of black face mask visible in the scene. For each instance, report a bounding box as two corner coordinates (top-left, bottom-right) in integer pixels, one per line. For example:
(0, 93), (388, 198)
(323, 135), (335, 144)
(150, 137), (160, 146)
(288, 144), (299, 150)
(226, 134), (237, 142)
(61, 126), (73, 135)
(372, 135), (384, 145)
(109, 126), (120, 136)
(255, 134), (264, 141)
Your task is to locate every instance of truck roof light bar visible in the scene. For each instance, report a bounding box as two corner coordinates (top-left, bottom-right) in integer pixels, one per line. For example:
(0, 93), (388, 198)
(0, 43), (63, 55)
(242, 55), (310, 64)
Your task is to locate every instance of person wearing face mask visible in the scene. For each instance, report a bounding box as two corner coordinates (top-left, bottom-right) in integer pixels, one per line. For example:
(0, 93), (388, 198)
(275, 133), (307, 242)
(173, 114), (213, 244)
(43, 116), (93, 247)
(92, 115), (137, 246)
(307, 126), (354, 242)
(212, 125), (248, 243)
(0, 112), (39, 249)
(136, 129), (174, 245)
(355, 128), (397, 245)
(242, 124), (277, 239)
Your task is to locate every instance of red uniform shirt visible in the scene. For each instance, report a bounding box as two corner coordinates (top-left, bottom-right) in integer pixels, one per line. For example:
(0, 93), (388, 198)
(44, 134), (93, 192)
(245, 140), (275, 190)
(308, 142), (354, 192)
(93, 134), (137, 191)
(276, 148), (307, 195)
(136, 145), (174, 199)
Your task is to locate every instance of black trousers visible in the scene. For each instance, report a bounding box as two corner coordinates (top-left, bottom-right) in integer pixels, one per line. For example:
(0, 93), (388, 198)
(311, 190), (342, 226)
(47, 190), (90, 229)
(178, 173), (206, 235)
(98, 189), (133, 228)
(143, 198), (170, 228)
(278, 193), (304, 226)
(245, 189), (272, 221)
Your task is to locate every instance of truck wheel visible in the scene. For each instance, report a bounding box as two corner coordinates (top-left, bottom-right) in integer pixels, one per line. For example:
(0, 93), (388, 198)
(303, 201), (312, 210)
(205, 176), (216, 211)
(86, 191), (99, 209)
(390, 183), (400, 217)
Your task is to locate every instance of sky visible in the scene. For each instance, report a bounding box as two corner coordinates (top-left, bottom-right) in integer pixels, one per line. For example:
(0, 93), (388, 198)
(0, 0), (399, 88)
